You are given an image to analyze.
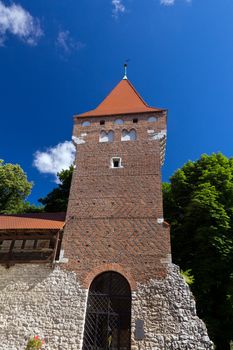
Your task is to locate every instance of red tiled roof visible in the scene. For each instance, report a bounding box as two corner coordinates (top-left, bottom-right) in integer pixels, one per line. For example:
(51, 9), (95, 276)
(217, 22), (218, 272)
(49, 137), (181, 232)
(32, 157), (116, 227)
(0, 212), (66, 230)
(78, 79), (163, 117)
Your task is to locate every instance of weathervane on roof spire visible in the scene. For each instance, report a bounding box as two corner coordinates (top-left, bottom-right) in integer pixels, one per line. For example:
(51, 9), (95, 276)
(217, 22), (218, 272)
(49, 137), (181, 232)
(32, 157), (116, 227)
(123, 63), (128, 80)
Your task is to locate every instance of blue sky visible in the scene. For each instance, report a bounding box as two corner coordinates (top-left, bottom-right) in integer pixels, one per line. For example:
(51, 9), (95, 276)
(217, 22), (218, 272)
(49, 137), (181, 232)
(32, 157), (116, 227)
(0, 0), (233, 205)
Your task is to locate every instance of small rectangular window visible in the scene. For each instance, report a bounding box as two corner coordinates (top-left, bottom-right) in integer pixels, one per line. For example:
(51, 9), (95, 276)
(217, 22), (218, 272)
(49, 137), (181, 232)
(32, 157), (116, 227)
(133, 118), (138, 123)
(113, 159), (120, 168)
(111, 157), (122, 168)
(100, 120), (105, 125)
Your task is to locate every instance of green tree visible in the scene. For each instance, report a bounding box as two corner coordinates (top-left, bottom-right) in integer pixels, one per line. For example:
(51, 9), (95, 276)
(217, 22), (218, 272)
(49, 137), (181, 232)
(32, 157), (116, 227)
(38, 165), (73, 212)
(0, 159), (33, 214)
(163, 153), (233, 350)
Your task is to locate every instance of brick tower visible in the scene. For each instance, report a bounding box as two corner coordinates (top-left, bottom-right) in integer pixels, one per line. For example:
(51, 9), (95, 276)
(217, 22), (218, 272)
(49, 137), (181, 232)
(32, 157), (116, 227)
(62, 70), (213, 350)
(63, 73), (170, 284)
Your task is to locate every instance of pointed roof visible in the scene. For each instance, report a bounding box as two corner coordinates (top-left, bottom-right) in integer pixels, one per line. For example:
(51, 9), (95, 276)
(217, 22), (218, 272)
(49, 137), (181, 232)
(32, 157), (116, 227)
(78, 79), (163, 118)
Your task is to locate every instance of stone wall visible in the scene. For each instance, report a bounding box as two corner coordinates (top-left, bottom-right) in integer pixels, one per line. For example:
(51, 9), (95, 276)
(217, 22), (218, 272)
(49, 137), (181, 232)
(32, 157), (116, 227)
(0, 263), (213, 350)
(0, 264), (87, 350)
(131, 264), (214, 350)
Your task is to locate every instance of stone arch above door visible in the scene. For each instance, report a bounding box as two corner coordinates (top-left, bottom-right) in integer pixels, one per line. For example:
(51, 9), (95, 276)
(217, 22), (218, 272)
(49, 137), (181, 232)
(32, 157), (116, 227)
(83, 263), (136, 290)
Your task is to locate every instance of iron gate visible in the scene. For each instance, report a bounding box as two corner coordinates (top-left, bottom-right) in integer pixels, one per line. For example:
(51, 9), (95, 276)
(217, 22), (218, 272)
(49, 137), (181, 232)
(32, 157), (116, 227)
(82, 271), (131, 350)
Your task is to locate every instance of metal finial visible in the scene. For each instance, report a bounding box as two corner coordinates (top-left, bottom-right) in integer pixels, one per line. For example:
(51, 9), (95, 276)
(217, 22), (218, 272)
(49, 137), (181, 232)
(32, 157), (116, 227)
(123, 63), (128, 80)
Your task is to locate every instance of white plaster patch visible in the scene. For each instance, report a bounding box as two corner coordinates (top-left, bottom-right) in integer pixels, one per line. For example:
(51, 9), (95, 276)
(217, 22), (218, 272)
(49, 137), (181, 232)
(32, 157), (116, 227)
(148, 129), (167, 140)
(72, 135), (86, 145)
(157, 218), (164, 224)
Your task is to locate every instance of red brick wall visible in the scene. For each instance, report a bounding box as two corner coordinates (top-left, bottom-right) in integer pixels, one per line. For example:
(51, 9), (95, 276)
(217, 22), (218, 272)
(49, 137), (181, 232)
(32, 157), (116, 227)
(62, 112), (171, 287)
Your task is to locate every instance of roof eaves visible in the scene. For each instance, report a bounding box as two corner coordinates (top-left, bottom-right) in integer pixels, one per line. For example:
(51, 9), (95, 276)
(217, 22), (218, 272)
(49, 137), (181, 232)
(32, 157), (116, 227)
(0, 228), (62, 232)
(75, 108), (166, 119)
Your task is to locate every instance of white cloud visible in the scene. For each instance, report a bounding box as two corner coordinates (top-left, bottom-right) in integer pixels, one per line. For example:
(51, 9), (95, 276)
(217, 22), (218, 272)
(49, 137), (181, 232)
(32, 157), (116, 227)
(0, 1), (43, 46)
(33, 141), (76, 183)
(56, 30), (84, 54)
(160, 0), (191, 5)
(112, 0), (126, 18)
(160, 0), (175, 5)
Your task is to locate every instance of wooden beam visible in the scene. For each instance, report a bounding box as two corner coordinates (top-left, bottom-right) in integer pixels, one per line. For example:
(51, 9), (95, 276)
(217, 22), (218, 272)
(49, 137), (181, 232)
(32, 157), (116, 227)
(9, 240), (15, 253)
(0, 234), (56, 240)
(52, 231), (60, 263)
(0, 250), (54, 264)
(0, 259), (54, 265)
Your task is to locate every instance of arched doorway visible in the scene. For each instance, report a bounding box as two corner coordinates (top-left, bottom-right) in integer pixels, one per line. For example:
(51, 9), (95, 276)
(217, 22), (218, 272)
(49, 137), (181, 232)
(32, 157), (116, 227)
(82, 271), (131, 350)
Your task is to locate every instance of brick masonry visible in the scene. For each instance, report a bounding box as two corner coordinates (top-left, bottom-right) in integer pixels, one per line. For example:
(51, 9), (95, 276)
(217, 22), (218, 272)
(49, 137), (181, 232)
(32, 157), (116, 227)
(59, 109), (213, 349)
(62, 112), (170, 285)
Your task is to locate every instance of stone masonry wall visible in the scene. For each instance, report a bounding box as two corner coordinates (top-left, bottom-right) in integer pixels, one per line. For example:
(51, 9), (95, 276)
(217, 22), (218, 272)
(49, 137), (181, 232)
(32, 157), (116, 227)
(0, 263), (213, 350)
(0, 264), (87, 350)
(131, 264), (214, 350)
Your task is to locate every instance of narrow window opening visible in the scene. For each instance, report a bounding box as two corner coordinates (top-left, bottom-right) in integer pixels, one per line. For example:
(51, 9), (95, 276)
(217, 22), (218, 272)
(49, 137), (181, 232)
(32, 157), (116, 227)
(100, 120), (105, 125)
(121, 129), (137, 141)
(133, 118), (138, 123)
(99, 130), (114, 143)
(113, 159), (120, 168)
(111, 157), (122, 168)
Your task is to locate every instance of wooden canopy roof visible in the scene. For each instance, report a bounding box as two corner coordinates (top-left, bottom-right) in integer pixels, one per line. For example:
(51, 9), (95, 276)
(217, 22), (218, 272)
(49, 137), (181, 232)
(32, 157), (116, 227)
(0, 212), (66, 231)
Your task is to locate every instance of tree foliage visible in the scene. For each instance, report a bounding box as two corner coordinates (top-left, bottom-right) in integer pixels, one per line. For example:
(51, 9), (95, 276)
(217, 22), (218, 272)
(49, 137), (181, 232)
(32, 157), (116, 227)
(0, 159), (33, 214)
(163, 153), (233, 349)
(38, 166), (73, 212)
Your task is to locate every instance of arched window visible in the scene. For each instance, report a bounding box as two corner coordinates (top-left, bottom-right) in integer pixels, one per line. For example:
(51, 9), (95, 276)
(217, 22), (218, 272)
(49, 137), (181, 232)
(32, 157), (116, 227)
(147, 116), (157, 123)
(99, 131), (108, 143)
(108, 130), (114, 142)
(121, 129), (129, 141)
(81, 121), (91, 127)
(129, 129), (137, 141)
(82, 271), (131, 350)
(121, 129), (137, 141)
(99, 130), (114, 143)
(114, 118), (124, 125)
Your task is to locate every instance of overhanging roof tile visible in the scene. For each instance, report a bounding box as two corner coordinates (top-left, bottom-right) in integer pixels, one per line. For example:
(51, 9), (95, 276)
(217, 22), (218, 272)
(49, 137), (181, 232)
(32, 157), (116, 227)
(0, 212), (66, 230)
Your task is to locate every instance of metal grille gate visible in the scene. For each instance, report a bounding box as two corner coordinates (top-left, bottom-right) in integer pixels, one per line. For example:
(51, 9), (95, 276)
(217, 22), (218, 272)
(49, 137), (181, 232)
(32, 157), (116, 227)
(82, 272), (131, 350)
